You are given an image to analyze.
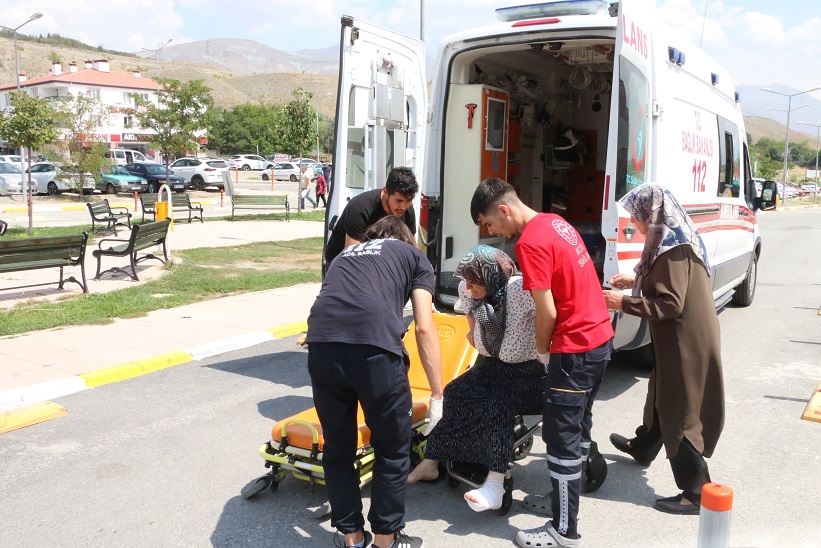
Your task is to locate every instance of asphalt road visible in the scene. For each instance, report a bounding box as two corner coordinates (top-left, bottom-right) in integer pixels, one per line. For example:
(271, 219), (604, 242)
(1, 208), (819, 547)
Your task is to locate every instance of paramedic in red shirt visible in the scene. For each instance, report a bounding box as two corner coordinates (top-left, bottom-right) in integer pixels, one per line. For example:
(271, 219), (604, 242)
(470, 178), (614, 548)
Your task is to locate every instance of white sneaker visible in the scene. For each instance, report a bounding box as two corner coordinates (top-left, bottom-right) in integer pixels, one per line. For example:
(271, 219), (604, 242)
(515, 524), (581, 547)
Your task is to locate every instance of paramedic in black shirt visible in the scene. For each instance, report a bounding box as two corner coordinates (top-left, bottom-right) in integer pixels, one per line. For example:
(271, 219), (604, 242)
(307, 216), (443, 548)
(323, 166), (418, 273)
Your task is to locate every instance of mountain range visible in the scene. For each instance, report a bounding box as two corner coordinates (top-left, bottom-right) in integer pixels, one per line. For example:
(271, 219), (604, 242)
(2, 34), (818, 146)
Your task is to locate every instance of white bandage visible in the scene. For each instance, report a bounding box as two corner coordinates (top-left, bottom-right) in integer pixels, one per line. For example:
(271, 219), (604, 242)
(422, 396), (443, 436)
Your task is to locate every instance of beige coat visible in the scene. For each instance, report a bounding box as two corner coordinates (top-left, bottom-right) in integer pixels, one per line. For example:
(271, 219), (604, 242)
(622, 245), (724, 458)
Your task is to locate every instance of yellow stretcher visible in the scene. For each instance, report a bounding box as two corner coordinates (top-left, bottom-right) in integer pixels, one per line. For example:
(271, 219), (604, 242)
(241, 312), (477, 517)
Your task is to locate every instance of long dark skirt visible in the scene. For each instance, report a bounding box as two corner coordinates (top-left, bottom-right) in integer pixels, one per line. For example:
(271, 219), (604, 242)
(423, 355), (546, 473)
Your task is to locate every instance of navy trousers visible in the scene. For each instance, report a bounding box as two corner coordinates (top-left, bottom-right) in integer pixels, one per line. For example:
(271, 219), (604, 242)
(308, 342), (413, 536)
(543, 339), (611, 539)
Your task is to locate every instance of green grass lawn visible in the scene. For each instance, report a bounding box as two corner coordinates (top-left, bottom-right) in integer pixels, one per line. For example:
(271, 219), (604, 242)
(0, 237), (323, 337)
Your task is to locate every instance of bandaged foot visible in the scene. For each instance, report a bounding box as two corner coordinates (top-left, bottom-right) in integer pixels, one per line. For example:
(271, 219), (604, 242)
(407, 459), (440, 484)
(464, 470), (505, 512)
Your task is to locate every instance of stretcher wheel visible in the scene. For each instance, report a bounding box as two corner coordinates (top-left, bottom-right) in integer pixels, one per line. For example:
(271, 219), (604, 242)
(512, 436), (534, 461)
(497, 477), (513, 515)
(269, 477), (279, 493)
(241, 475), (272, 499)
(314, 501), (332, 519)
(447, 475), (460, 489)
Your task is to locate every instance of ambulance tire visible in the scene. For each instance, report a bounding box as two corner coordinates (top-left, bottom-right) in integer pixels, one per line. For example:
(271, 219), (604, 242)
(731, 254), (757, 307)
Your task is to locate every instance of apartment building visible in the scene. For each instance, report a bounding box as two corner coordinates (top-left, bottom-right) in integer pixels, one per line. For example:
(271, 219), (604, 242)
(0, 59), (161, 159)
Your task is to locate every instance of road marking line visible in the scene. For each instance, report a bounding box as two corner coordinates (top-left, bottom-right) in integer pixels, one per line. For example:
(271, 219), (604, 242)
(79, 350), (193, 387)
(0, 402), (68, 434)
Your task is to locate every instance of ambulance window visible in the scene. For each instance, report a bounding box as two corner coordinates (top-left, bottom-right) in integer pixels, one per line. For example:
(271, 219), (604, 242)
(717, 117), (740, 197)
(615, 58), (650, 200)
(743, 144), (756, 207)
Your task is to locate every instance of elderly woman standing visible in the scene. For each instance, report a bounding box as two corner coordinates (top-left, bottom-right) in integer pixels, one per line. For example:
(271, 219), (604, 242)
(602, 183), (724, 515)
(407, 245), (546, 512)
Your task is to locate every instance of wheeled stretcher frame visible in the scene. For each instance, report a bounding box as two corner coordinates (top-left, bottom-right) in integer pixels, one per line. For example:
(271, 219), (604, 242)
(241, 313), (478, 518)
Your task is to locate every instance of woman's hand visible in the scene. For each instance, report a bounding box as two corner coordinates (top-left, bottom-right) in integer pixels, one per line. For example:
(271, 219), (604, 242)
(609, 273), (636, 290)
(466, 331), (475, 348)
(602, 290), (624, 311)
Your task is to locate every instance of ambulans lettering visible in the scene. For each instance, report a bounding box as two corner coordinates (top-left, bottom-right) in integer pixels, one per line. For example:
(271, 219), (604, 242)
(622, 14), (649, 59)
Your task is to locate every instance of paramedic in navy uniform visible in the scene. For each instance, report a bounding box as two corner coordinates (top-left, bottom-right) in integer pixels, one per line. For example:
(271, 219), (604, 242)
(323, 166), (418, 273)
(306, 216), (443, 548)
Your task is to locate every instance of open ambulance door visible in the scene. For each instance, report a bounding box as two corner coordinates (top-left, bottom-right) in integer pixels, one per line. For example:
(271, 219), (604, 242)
(324, 16), (428, 261)
(603, 0), (654, 350)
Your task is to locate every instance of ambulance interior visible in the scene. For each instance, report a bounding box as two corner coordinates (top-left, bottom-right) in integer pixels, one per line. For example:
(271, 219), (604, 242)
(437, 38), (618, 304)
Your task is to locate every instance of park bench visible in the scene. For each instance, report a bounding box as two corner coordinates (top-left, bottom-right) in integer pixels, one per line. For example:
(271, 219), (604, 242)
(230, 194), (289, 221)
(92, 219), (170, 282)
(140, 193), (203, 224)
(0, 232), (89, 293)
(0, 219), (7, 236)
(87, 199), (132, 235)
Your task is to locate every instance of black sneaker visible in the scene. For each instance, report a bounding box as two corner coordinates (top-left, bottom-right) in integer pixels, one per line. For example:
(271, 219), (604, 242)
(389, 531), (424, 548)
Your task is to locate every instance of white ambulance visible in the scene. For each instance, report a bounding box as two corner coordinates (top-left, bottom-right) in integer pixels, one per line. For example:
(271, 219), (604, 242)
(326, 0), (776, 350)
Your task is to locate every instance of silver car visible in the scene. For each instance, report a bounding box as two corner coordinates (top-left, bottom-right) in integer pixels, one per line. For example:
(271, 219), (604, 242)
(28, 162), (95, 195)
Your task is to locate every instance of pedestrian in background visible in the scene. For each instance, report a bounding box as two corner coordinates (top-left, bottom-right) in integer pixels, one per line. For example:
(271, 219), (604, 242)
(603, 183), (724, 516)
(315, 171), (328, 208)
(471, 178), (613, 548)
(323, 160), (332, 185)
(299, 164), (316, 210)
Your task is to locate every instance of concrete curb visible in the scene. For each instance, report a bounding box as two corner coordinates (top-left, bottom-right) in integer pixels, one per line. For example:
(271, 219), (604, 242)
(0, 320), (309, 432)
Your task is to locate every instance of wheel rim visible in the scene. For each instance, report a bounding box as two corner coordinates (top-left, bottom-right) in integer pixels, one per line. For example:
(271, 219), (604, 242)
(148, 182), (156, 193)
(290, 174), (297, 182)
(242, 165), (250, 171)
(748, 260), (757, 300)
(48, 182), (59, 196)
(107, 184), (116, 194)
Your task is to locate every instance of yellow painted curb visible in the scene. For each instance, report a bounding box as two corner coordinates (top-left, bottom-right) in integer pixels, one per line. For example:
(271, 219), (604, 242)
(1, 206), (28, 213)
(80, 350), (193, 387)
(268, 321), (309, 339)
(59, 205), (87, 211)
(0, 402), (68, 434)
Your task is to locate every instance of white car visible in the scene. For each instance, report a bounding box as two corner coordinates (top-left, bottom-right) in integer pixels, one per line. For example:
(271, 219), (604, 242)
(0, 162), (36, 196)
(0, 154), (29, 173)
(227, 154), (273, 171)
(170, 157), (228, 190)
(262, 162), (301, 182)
(28, 162), (95, 195)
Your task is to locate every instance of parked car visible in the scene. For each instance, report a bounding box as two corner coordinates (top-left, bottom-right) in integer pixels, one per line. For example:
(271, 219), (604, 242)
(0, 162), (33, 196)
(123, 162), (186, 193)
(776, 183), (797, 199)
(802, 183), (818, 193)
(227, 154), (273, 171)
(105, 148), (149, 165)
(0, 154), (29, 172)
(97, 165), (149, 194)
(170, 157), (228, 190)
(28, 162), (95, 195)
(262, 162), (301, 182)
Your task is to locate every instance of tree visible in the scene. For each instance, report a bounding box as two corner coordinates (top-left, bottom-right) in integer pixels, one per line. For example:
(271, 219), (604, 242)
(207, 103), (284, 156)
(131, 77), (213, 181)
(53, 92), (112, 195)
(279, 88), (314, 159)
(0, 92), (59, 234)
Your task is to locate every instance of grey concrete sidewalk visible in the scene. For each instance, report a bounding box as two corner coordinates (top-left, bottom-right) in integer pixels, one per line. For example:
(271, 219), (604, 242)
(0, 219), (325, 413)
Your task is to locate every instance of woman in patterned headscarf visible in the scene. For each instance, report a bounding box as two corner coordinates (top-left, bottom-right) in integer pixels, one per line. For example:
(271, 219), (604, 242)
(407, 245), (546, 512)
(603, 183), (724, 515)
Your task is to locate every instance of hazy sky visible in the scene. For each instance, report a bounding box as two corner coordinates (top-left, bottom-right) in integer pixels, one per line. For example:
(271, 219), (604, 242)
(2, 1), (820, 95)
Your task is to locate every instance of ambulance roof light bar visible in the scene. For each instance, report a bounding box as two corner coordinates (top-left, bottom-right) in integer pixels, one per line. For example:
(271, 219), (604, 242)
(496, 1), (610, 22)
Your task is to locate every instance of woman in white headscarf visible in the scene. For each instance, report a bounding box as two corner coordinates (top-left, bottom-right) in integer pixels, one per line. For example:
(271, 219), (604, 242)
(603, 183), (724, 515)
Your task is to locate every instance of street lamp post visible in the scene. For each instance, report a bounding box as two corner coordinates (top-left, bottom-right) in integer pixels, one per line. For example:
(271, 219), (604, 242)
(798, 121), (821, 203)
(141, 38), (173, 79)
(1, 12), (44, 236)
(762, 86), (821, 206)
(314, 92), (333, 161)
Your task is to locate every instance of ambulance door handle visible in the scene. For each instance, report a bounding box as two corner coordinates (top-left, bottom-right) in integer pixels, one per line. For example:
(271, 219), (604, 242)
(623, 223), (636, 241)
(445, 236), (453, 259)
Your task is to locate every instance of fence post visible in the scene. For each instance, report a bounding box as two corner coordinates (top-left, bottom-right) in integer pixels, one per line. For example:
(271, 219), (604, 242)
(697, 483), (733, 548)
(220, 188), (224, 208)
(134, 191), (138, 212)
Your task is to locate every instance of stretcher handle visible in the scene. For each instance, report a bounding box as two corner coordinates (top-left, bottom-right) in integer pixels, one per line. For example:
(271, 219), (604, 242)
(278, 418), (321, 459)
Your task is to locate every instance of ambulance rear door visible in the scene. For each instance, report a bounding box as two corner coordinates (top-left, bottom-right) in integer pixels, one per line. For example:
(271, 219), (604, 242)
(603, 0), (654, 349)
(325, 16), (427, 250)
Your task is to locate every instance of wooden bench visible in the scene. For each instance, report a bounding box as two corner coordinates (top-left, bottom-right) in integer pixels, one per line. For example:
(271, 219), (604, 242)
(140, 194), (203, 224)
(92, 219), (170, 281)
(0, 233), (89, 293)
(0, 219), (7, 236)
(87, 199), (132, 235)
(230, 194), (289, 221)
